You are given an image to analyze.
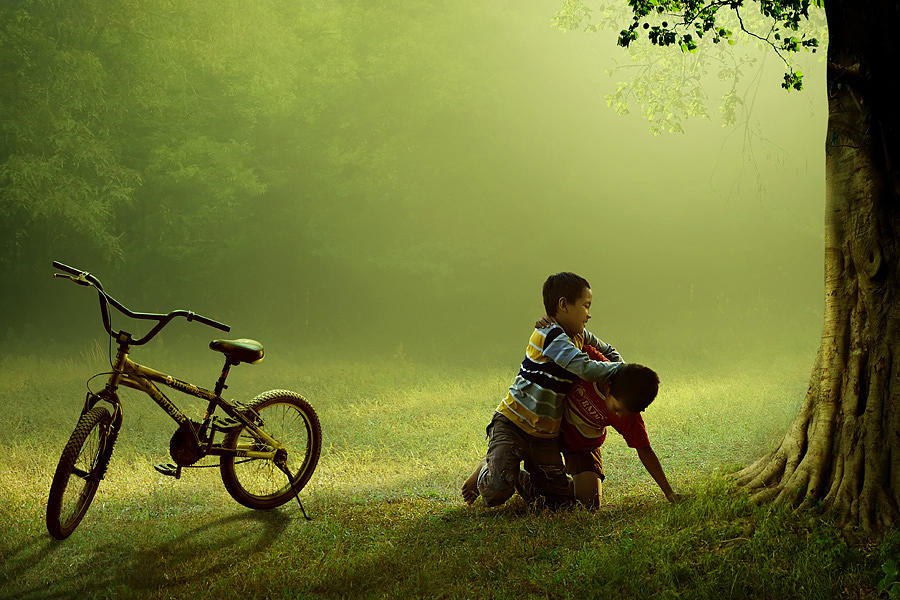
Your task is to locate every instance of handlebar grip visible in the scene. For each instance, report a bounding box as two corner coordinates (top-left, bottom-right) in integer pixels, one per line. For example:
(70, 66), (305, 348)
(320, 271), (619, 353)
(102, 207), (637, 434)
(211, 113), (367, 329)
(52, 261), (83, 276)
(187, 312), (231, 332)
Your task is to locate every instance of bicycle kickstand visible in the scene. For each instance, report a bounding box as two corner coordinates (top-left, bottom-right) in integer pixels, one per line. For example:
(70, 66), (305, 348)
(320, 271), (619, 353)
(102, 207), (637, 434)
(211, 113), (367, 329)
(275, 457), (311, 521)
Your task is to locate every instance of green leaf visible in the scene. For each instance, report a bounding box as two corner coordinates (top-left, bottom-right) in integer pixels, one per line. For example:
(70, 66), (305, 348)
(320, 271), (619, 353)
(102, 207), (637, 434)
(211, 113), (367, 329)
(879, 559), (900, 596)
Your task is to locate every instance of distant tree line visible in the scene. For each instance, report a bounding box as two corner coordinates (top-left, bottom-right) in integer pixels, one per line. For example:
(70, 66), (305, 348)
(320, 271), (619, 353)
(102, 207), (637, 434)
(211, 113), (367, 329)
(0, 0), (471, 343)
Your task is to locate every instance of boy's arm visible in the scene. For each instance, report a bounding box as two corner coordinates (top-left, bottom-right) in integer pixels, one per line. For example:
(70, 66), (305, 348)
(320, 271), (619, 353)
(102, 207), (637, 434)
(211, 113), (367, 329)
(543, 327), (623, 382)
(584, 329), (623, 362)
(532, 319), (623, 362)
(636, 446), (679, 502)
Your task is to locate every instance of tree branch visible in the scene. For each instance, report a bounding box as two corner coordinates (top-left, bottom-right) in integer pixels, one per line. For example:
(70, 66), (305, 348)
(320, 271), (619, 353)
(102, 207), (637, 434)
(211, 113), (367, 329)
(734, 6), (790, 68)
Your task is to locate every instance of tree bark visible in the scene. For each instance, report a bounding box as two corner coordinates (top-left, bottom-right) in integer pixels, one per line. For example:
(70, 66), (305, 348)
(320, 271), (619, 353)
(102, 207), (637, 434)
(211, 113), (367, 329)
(736, 0), (900, 534)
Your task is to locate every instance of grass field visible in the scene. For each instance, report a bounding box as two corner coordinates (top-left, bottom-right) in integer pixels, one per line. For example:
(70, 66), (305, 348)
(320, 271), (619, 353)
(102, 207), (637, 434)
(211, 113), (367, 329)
(0, 342), (896, 599)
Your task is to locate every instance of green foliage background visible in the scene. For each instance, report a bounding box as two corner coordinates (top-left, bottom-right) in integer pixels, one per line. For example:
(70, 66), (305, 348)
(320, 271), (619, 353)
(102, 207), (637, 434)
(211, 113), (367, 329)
(1, 0), (825, 365)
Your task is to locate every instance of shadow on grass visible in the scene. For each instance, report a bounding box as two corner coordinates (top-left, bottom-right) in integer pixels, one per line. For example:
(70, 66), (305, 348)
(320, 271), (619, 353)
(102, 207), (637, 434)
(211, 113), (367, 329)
(286, 494), (660, 599)
(4, 508), (289, 600)
(289, 482), (880, 600)
(0, 534), (65, 597)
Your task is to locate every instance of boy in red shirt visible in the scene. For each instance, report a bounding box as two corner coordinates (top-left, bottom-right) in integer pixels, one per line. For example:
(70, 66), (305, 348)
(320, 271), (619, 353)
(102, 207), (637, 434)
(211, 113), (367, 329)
(559, 344), (679, 508)
(514, 319), (679, 508)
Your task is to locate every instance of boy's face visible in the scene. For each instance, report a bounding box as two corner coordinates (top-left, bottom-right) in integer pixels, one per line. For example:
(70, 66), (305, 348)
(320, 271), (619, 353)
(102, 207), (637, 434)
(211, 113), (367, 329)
(555, 286), (592, 337)
(604, 392), (634, 419)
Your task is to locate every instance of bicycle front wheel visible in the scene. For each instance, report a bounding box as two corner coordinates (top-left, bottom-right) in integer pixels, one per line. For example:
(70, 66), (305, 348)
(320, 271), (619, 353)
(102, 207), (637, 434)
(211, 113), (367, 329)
(46, 406), (112, 539)
(220, 390), (321, 509)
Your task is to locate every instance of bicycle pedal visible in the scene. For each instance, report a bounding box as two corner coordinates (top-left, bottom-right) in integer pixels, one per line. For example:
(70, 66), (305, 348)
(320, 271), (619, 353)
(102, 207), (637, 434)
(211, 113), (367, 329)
(153, 463), (182, 479)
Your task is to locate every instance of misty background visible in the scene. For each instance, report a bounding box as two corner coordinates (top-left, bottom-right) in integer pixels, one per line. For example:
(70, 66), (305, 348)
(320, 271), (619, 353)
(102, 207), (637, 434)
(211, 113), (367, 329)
(1, 0), (825, 373)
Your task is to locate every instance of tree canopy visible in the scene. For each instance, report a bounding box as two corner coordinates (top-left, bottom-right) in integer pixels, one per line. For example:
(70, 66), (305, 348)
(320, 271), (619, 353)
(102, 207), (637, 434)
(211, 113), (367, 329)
(614, 0), (821, 90)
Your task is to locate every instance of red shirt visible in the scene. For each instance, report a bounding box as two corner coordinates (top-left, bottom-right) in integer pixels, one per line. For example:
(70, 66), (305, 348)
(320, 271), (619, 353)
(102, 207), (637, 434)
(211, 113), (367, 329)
(560, 345), (650, 452)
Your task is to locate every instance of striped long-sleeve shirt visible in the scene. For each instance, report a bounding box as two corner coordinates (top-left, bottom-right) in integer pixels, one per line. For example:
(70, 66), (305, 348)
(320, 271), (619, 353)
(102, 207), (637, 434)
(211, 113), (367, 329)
(495, 324), (623, 438)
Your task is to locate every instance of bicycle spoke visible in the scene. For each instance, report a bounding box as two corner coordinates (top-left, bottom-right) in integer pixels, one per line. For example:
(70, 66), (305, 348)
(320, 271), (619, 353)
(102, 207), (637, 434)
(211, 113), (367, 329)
(220, 391), (321, 510)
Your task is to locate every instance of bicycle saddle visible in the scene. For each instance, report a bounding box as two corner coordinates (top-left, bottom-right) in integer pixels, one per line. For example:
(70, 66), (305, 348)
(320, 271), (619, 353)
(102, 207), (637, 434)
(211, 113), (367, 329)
(209, 338), (265, 364)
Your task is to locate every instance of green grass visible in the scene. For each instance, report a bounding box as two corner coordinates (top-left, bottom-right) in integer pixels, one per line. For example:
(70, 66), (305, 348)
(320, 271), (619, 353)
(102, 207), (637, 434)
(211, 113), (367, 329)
(0, 344), (893, 599)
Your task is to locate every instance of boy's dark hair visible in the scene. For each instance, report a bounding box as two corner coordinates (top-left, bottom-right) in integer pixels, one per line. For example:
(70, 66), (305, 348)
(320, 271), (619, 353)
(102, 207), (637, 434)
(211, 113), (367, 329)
(610, 364), (660, 413)
(542, 272), (590, 316)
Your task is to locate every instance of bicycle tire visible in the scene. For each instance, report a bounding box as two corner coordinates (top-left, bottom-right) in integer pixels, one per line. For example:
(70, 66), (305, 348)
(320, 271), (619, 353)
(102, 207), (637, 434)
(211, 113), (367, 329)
(46, 406), (112, 539)
(220, 390), (321, 509)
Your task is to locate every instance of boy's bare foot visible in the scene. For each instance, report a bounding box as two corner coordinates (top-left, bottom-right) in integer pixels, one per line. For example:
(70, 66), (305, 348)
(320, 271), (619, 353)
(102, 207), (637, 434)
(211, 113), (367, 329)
(462, 459), (486, 505)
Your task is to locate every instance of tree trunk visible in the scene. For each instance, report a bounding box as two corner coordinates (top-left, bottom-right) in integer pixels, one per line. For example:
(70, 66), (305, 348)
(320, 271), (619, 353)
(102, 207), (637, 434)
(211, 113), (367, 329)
(736, 0), (900, 534)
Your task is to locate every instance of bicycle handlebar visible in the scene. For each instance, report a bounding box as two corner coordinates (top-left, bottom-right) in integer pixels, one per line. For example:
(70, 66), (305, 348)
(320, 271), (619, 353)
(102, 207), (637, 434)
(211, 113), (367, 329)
(53, 261), (102, 288)
(52, 260), (231, 344)
(52, 261), (84, 277)
(185, 311), (230, 331)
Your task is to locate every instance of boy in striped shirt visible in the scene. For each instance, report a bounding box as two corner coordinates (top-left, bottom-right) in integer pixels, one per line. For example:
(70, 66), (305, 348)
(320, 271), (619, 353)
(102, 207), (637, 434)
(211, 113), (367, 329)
(462, 272), (626, 508)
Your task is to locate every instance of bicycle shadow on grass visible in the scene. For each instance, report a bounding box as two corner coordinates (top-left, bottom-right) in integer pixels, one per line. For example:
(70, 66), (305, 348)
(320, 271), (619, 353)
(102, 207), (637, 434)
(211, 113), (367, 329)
(294, 487), (664, 598)
(0, 535), (67, 597)
(7, 508), (290, 600)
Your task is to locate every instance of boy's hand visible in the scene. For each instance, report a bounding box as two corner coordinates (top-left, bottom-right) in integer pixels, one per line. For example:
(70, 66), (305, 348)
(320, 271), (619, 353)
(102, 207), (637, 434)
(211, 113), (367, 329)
(665, 491), (683, 504)
(534, 315), (554, 328)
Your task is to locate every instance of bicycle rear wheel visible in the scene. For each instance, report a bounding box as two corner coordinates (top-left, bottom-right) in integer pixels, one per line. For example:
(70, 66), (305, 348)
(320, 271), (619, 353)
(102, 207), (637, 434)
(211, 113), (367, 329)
(220, 390), (321, 509)
(46, 406), (112, 539)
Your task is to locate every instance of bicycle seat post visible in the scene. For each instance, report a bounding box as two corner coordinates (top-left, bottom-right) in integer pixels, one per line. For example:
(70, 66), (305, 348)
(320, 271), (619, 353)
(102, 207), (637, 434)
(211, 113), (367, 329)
(200, 358), (239, 440)
(214, 358), (238, 398)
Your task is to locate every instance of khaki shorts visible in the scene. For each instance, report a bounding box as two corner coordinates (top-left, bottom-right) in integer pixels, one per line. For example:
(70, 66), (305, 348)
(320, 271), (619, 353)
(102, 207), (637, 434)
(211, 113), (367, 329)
(562, 447), (605, 480)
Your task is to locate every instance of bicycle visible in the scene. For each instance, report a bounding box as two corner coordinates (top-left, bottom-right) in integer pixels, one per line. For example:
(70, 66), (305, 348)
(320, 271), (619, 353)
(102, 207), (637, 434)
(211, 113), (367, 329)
(45, 261), (322, 540)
